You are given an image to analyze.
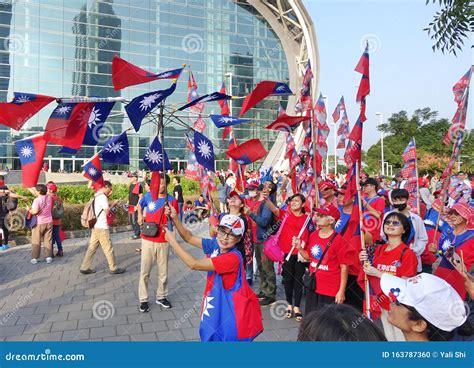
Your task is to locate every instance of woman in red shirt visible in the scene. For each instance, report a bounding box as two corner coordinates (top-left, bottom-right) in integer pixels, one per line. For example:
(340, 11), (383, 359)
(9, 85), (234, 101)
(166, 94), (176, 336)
(359, 211), (418, 341)
(296, 205), (349, 315)
(272, 194), (311, 321)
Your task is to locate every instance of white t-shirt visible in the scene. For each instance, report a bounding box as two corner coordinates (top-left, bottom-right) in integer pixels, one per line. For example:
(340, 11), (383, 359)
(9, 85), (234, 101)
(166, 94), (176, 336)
(94, 192), (109, 230)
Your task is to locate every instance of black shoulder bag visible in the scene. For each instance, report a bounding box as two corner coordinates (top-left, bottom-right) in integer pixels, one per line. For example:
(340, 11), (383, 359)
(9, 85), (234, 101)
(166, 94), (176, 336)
(302, 232), (339, 292)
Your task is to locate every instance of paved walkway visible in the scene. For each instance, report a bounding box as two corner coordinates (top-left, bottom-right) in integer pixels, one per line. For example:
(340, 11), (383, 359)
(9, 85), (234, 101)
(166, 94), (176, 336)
(0, 222), (300, 342)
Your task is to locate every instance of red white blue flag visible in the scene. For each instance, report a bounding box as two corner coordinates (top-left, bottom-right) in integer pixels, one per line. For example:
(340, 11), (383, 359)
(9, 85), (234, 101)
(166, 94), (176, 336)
(239, 81), (292, 116)
(83, 154), (104, 186)
(0, 92), (55, 130)
(14, 134), (47, 188)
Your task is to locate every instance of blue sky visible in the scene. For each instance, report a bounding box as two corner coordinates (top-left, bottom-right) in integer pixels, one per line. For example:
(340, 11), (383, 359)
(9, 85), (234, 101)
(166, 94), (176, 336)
(302, 0), (472, 150)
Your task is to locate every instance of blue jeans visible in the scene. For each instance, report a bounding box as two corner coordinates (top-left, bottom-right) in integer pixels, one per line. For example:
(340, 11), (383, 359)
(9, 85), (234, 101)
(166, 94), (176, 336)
(52, 224), (62, 251)
(178, 202), (184, 222)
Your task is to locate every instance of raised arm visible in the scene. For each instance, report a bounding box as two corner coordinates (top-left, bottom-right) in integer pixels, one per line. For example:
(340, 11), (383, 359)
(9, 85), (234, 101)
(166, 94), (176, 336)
(165, 204), (202, 249)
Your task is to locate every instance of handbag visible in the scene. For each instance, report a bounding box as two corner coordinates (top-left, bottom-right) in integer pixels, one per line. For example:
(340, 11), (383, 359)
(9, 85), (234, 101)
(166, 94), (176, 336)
(302, 232), (338, 292)
(263, 213), (288, 262)
(25, 212), (37, 229)
(142, 222), (159, 237)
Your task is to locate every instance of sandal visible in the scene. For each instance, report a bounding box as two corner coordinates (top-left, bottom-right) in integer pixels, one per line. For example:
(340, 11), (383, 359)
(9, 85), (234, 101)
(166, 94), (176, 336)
(294, 312), (303, 322)
(285, 309), (293, 319)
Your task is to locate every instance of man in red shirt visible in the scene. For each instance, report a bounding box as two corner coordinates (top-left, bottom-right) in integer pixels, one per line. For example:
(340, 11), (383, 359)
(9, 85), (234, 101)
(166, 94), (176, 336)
(137, 174), (179, 313)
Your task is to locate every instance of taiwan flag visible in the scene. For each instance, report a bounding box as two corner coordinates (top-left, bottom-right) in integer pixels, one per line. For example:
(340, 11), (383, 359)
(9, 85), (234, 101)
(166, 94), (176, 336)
(240, 81), (293, 116)
(112, 55), (183, 90)
(265, 113), (309, 132)
(14, 134), (47, 188)
(143, 137), (172, 172)
(125, 82), (177, 132)
(210, 115), (250, 128)
(194, 131), (215, 172)
(44, 102), (95, 150)
(178, 92), (231, 111)
(0, 93), (56, 130)
(200, 240), (263, 341)
(227, 139), (267, 165)
(83, 154), (104, 186)
(102, 132), (130, 165)
(218, 81), (231, 116)
(82, 102), (115, 145)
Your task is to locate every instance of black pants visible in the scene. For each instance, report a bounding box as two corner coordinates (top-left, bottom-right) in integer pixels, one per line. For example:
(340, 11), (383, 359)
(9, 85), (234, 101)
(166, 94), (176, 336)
(304, 291), (335, 315)
(422, 264), (433, 274)
(345, 274), (364, 312)
(128, 211), (140, 237)
(282, 255), (306, 307)
(0, 217), (9, 245)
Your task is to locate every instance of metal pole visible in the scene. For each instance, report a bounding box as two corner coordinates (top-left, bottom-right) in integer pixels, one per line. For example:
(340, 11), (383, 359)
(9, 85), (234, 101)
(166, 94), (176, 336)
(376, 112), (384, 175)
(323, 95), (329, 175)
(333, 120), (337, 175)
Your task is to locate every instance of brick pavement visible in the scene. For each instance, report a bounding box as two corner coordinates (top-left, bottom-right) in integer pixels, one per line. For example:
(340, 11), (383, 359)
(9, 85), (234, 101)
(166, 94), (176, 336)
(0, 222), (300, 342)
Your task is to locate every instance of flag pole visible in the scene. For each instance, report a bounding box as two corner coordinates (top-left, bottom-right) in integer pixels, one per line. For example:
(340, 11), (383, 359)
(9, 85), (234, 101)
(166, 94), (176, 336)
(356, 161), (371, 319)
(413, 138), (421, 215)
(157, 98), (173, 231)
(311, 105), (320, 209)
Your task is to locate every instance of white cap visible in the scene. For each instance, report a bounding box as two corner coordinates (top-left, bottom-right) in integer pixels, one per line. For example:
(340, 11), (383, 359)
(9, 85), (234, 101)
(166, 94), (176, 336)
(380, 273), (468, 332)
(219, 214), (245, 237)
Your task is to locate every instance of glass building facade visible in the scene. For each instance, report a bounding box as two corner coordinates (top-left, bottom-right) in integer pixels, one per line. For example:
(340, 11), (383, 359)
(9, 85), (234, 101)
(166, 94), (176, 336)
(0, 0), (290, 172)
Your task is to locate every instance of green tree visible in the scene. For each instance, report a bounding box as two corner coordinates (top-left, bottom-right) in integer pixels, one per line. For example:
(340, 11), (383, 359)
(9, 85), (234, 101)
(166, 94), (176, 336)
(424, 0), (473, 56)
(365, 108), (474, 175)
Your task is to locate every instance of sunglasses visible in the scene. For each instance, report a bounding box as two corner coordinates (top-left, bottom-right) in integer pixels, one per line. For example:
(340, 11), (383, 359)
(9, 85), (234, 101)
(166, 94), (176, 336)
(447, 210), (461, 217)
(384, 220), (402, 227)
(217, 226), (238, 240)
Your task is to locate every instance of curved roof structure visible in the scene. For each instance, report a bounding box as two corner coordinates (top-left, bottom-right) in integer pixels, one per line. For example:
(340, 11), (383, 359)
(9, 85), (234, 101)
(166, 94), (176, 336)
(243, 0), (319, 170)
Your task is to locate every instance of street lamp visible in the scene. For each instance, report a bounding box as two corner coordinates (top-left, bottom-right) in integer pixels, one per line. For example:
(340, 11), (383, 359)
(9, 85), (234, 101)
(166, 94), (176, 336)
(375, 112), (384, 176)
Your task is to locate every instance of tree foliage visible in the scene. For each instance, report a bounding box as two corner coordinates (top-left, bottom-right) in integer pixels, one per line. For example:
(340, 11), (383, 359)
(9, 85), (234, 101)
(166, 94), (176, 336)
(424, 0), (473, 56)
(364, 107), (474, 176)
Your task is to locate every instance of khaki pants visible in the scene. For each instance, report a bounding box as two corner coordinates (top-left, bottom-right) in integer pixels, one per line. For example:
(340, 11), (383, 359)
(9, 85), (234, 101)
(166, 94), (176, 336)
(31, 223), (53, 259)
(80, 228), (118, 271)
(138, 240), (169, 302)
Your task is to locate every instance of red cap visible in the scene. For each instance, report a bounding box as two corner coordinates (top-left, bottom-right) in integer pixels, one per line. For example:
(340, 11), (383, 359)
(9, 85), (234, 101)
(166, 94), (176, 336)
(227, 190), (245, 201)
(246, 181), (260, 190)
(319, 179), (337, 190)
(314, 204), (341, 221)
(47, 183), (58, 192)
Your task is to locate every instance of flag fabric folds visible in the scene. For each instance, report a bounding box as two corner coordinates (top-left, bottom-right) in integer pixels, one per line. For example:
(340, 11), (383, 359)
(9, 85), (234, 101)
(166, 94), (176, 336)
(82, 102), (115, 145)
(102, 132), (130, 165)
(332, 96), (346, 123)
(194, 131), (215, 172)
(295, 61), (313, 114)
(14, 134), (47, 188)
(227, 139), (267, 165)
(83, 154), (104, 186)
(112, 55), (183, 90)
(210, 115), (250, 128)
(0, 93), (56, 131)
(239, 81), (292, 117)
(401, 138), (419, 214)
(44, 102), (95, 150)
(125, 82), (177, 132)
(218, 81), (231, 116)
(143, 137), (172, 172)
(355, 46), (370, 102)
(178, 92), (231, 111)
(265, 113), (309, 132)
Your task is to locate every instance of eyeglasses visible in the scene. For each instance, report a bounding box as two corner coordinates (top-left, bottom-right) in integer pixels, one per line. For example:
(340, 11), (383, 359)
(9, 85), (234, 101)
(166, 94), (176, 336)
(384, 220), (402, 227)
(217, 227), (238, 240)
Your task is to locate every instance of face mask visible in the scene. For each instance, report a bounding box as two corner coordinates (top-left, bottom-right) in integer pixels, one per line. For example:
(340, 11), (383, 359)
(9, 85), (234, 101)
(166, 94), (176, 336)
(248, 191), (257, 198)
(393, 203), (407, 211)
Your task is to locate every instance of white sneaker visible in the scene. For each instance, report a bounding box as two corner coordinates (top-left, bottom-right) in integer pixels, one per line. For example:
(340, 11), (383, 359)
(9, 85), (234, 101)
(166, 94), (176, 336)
(30, 258), (38, 264)
(46, 257), (52, 264)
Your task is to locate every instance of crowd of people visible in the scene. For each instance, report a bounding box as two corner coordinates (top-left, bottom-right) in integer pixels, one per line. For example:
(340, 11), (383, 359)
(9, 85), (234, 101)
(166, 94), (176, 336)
(1, 168), (473, 342)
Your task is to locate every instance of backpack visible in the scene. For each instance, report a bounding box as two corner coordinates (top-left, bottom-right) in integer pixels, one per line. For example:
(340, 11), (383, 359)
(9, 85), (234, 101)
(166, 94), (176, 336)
(52, 199), (64, 219)
(80, 197), (103, 229)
